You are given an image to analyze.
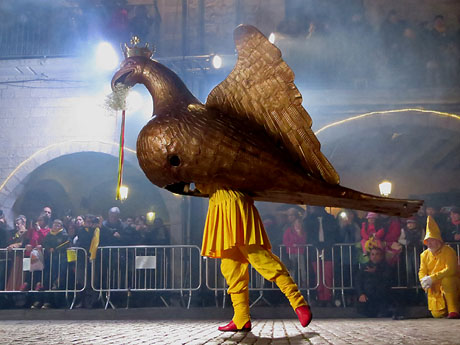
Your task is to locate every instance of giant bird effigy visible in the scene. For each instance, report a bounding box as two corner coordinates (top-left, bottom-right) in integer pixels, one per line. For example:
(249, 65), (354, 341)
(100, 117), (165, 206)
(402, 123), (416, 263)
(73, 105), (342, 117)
(111, 25), (422, 217)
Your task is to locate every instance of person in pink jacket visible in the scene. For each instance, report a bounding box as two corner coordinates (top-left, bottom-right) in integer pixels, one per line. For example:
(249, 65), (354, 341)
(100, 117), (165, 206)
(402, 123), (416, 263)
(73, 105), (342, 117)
(28, 213), (51, 249)
(283, 218), (307, 286)
(360, 212), (385, 253)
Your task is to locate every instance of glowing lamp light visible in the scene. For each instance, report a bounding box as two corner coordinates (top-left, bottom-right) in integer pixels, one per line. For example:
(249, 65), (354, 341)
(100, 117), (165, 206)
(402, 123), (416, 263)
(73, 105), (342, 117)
(379, 180), (392, 197)
(339, 211), (347, 219)
(95, 42), (119, 71)
(212, 54), (222, 69)
(268, 32), (276, 44)
(119, 185), (129, 201)
(146, 211), (156, 224)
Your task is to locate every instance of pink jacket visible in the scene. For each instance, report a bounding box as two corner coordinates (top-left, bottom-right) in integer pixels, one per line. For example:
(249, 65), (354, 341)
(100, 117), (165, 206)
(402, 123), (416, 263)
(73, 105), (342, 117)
(360, 222), (385, 252)
(28, 227), (50, 248)
(283, 227), (307, 255)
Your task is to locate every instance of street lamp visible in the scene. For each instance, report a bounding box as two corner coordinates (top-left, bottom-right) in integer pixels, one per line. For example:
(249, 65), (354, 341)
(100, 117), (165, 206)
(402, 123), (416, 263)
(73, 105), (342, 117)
(146, 211), (156, 224)
(212, 54), (222, 69)
(379, 180), (392, 197)
(119, 185), (129, 201)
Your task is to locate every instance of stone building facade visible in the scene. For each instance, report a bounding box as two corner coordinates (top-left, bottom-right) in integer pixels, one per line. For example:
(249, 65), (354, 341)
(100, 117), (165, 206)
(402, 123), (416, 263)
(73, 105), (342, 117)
(0, 0), (460, 243)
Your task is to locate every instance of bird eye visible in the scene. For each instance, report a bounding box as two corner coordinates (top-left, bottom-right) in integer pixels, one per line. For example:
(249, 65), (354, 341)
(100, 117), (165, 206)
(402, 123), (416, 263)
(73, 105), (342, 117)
(169, 155), (181, 167)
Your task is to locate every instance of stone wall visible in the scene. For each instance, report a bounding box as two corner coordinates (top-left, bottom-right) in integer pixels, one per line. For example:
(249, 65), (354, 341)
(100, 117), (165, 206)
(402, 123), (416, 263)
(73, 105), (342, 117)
(0, 56), (184, 242)
(125, 0), (460, 57)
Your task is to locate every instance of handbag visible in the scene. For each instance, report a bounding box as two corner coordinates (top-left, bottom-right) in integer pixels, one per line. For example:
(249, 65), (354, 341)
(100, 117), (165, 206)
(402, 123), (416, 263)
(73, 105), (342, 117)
(30, 248), (45, 272)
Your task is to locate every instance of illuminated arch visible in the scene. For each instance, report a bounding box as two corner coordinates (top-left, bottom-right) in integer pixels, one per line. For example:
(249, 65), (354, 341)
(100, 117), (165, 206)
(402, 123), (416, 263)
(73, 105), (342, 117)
(314, 108), (460, 137)
(0, 140), (184, 241)
(313, 108), (460, 197)
(5, 143), (114, 215)
(0, 140), (138, 216)
(0, 140), (136, 193)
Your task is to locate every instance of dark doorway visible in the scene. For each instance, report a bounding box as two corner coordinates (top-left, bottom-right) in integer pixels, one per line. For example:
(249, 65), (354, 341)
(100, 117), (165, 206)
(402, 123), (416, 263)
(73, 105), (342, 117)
(12, 152), (169, 223)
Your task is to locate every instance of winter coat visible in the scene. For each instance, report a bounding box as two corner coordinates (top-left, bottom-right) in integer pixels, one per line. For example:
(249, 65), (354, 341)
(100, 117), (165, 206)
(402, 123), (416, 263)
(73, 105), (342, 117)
(283, 227), (307, 255)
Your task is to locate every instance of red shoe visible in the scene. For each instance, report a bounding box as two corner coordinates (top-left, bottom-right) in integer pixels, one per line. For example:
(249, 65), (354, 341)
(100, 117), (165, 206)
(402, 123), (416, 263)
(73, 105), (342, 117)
(447, 312), (460, 319)
(218, 320), (252, 332)
(296, 305), (313, 327)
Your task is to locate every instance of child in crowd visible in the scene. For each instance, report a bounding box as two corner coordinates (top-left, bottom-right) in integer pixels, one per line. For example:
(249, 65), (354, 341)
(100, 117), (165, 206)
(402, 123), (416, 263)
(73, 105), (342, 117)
(398, 217), (424, 287)
(356, 245), (392, 317)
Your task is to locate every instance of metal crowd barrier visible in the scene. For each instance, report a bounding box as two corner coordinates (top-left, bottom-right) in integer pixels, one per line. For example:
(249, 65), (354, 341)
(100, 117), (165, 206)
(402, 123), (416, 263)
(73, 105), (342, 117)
(204, 242), (440, 308)
(321, 243), (428, 306)
(92, 245), (202, 309)
(447, 242), (460, 258)
(321, 243), (355, 307)
(0, 247), (87, 308)
(204, 245), (320, 307)
(2, 242), (459, 310)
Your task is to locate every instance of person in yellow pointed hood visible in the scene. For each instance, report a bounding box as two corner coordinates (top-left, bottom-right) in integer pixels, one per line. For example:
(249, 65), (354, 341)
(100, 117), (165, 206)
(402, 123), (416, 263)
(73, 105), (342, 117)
(418, 216), (460, 318)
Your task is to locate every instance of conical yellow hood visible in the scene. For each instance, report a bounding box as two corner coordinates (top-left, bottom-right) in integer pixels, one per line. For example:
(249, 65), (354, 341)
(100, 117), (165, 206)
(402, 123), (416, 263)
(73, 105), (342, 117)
(424, 215), (443, 245)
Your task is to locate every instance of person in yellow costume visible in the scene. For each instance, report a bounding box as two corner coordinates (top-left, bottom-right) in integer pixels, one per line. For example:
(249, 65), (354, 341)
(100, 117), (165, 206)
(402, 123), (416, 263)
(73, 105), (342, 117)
(419, 215), (460, 319)
(198, 185), (312, 332)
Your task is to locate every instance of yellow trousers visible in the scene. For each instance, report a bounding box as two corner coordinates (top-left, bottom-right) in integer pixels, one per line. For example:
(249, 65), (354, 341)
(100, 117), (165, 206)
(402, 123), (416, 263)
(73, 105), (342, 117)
(430, 276), (460, 318)
(221, 245), (307, 328)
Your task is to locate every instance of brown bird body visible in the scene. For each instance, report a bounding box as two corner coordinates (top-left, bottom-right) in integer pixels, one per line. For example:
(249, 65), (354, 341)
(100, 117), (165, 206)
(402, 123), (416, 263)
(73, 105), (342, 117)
(112, 25), (423, 217)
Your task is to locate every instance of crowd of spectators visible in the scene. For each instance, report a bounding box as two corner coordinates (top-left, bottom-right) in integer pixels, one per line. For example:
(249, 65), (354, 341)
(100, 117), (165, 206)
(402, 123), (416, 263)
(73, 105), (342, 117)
(0, 205), (170, 309)
(262, 203), (460, 317)
(0, 202), (459, 313)
(276, 8), (460, 88)
(0, 0), (161, 56)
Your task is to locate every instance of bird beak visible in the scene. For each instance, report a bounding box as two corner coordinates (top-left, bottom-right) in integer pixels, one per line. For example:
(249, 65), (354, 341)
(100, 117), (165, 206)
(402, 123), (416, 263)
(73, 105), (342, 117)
(111, 68), (134, 90)
(165, 182), (208, 197)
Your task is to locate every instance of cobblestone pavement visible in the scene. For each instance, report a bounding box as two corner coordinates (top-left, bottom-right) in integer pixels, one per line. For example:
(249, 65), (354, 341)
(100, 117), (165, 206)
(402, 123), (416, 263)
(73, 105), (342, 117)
(0, 318), (458, 344)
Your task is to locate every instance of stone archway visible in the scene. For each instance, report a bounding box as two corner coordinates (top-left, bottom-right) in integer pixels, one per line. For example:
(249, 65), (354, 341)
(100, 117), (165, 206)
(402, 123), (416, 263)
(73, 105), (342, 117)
(315, 109), (460, 198)
(0, 140), (185, 243)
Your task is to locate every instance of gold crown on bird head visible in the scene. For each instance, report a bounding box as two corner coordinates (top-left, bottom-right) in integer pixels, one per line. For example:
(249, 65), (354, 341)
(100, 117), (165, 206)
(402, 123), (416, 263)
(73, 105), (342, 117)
(122, 36), (154, 59)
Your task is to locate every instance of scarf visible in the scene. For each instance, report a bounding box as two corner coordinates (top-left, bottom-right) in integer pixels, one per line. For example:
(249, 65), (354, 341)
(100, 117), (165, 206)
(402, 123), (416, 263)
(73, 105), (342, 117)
(49, 227), (63, 236)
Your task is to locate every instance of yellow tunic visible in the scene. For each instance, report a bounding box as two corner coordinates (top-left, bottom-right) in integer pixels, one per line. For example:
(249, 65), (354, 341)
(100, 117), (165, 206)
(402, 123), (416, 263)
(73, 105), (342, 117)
(200, 187), (271, 258)
(419, 244), (460, 311)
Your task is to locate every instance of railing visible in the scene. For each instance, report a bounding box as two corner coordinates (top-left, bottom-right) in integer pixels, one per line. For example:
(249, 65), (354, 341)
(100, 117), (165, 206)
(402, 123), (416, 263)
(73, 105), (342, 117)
(205, 245), (320, 307)
(92, 245), (202, 309)
(204, 242), (435, 308)
(322, 244), (356, 307)
(319, 243), (427, 306)
(0, 247), (87, 308)
(1, 242), (459, 310)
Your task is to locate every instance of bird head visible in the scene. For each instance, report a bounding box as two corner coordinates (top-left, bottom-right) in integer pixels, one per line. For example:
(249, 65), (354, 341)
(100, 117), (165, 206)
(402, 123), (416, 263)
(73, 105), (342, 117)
(111, 56), (148, 89)
(136, 113), (206, 197)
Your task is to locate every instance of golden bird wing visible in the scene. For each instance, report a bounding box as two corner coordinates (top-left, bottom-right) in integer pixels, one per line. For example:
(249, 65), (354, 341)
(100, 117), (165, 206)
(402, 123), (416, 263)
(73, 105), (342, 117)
(206, 24), (340, 185)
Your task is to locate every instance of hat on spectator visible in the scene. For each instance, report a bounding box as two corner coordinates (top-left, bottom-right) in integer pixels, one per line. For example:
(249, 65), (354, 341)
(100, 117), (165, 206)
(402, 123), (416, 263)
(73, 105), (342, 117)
(450, 206), (460, 215)
(109, 207), (120, 214)
(406, 216), (417, 223)
(366, 212), (378, 219)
